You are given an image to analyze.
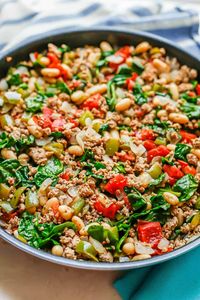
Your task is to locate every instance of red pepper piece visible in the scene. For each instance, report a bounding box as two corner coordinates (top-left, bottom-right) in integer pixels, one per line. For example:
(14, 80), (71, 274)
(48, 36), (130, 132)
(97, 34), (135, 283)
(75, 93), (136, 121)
(140, 129), (155, 140)
(81, 93), (101, 110)
(143, 140), (156, 151)
(138, 221), (163, 247)
(104, 174), (128, 195)
(163, 164), (184, 179)
(147, 145), (170, 163)
(180, 130), (197, 143)
(94, 201), (119, 219)
(196, 83), (200, 95)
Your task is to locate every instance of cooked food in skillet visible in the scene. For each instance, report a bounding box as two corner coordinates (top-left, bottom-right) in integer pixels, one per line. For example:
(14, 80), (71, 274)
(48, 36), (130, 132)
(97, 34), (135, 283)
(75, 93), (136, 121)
(0, 41), (199, 262)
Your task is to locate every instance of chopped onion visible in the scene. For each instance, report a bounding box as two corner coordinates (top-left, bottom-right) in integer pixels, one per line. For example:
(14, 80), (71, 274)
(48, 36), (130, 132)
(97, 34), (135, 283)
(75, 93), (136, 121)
(76, 131), (85, 149)
(116, 87), (126, 99)
(60, 101), (72, 113)
(5, 91), (21, 101)
(0, 79), (8, 91)
(29, 53), (36, 62)
(15, 66), (29, 75)
(106, 55), (124, 64)
(103, 155), (113, 163)
(85, 127), (101, 139)
(119, 256), (130, 262)
(35, 137), (53, 146)
(67, 186), (79, 198)
(0, 97), (4, 106)
(89, 237), (106, 254)
(135, 242), (154, 255)
(39, 178), (52, 192)
(137, 173), (153, 187)
(129, 141), (146, 156)
(85, 118), (93, 127)
(157, 238), (170, 250)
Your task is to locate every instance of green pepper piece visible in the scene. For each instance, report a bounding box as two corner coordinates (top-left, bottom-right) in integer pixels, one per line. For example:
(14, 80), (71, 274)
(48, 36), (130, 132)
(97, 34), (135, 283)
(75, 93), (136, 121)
(105, 138), (119, 156)
(106, 226), (119, 244)
(195, 197), (200, 210)
(0, 183), (11, 200)
(71, 198), (85, 215)
(76, 240), (98, 261)
(154, 137), (166, 145)
(0, 201), (14, 213)
(79, 111), (94, 126)
(87, 224), (104, 242)
(148, 162), (162, 179)
(10, 187), (26, 208)
(0, 114), (14, 128)
(25, 191), (39, 209)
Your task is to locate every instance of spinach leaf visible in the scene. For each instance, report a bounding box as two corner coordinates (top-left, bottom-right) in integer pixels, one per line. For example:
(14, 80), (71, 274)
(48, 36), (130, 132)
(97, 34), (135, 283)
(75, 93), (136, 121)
(0, 132), (15, 149)
(50, 132), (65, 139)
(88, 224), (104, 242)
(133, 83), (148, 105)
(127, 188), (147, 210)
(173, 174), (198, 201)
(180, 102), (200, 119)
(132, 61), (144, 75)
(18, 212), (76, 249)
(55, 82), (71, 95)
(148, 173), (166, 188)
(161, 157), (174, 165)
(34, 157), (64, 187)
(80, 149), (94, 162)
(174, 143), (191, 161)
(181, 92), (198, 104)
(25, 94), (46, 113)
(15, 135), (35, 153)
(117, 124), (132, 131)
(99, 123), (110, 134)
(115, 229), (130, 252)
(118, 66), (132, 76)
(0, 159), (20, 184)
(7, 74), (22, 86)
(113, 163), (126, 174)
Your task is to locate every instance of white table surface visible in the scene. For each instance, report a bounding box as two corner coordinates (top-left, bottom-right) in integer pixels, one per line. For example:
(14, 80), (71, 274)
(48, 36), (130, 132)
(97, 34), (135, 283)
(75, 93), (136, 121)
(0, 240), (121, 300)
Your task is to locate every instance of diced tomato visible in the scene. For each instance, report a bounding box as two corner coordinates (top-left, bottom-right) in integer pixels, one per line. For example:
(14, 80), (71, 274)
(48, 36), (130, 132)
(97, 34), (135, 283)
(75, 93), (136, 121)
(147, 145), (170, 163)
(135, 109), (145, 118)
(2, 212), (17, 222)
(177, 160), (188, 168)
(116, 152), (135, 162)
(196, 83), (200, 95)
(163, 164), (184, 179)
(183, 165), (196, 175)
(115, 46), (131, 59)
(123, 195), (131, 210)
(104, 174), (128, 195)
(140, 129), (155, 141)
(180, 130), (197, 143)
(143, 140), (156, 151)
(51, 119), (66, 131)
(42, 107), (53, 116)
(82, 93), (101, 110)
(138, 221), (163, 247)
(126, 73), (138, 90)
(94, 201), (119, 219)
(60, 172), (70, 181)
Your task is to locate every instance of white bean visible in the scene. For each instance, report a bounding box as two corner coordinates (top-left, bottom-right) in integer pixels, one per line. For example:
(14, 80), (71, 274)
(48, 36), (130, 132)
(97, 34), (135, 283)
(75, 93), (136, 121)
(72, 216), (85, 231)
(18, 153), (29, 166)
(58, 205), (74, 220)
(132, 254), (151, 261)
(39, 57), (50, 66)
(168, 113), (189, 124)
(122, 243), (135, 255)
(191, 149), (200, 159)
(163, 192), (179, 205)
(135, 42), (151, 54)
(115, 98), (131, 112)
(86, 84), (107, 96)
(68, 145), (84, 156)
(1, 148), (17, 159)
(52, 245), (63, 256)
(41, 68), (60, 78)
(61, 64), (72, 79)
(153, 59), (169, 73)
(71, 90), (87, 104)
(100, 41), (113, 52)
(169, 83), (179, 100)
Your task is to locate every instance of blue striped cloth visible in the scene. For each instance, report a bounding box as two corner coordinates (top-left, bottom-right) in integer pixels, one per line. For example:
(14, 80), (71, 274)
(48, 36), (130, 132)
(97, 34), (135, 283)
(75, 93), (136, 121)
(0, 0), (200, 58)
